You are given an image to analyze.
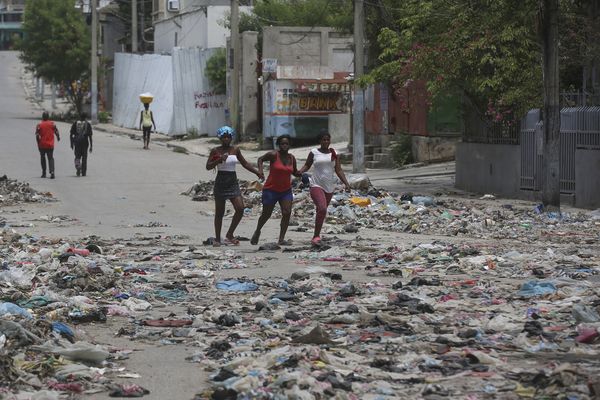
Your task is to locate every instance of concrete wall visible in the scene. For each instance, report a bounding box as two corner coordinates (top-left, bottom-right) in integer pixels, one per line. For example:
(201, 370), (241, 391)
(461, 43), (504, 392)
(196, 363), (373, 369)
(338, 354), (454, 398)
(455, 142), (521, 197)
(412, 136), (460, 163)
(329, 114), (351, 143)
(262, 27), (353, 71)
(576, 149), (600, 209)
(154, 6), (252, 54)
(240, 31), (259, 137)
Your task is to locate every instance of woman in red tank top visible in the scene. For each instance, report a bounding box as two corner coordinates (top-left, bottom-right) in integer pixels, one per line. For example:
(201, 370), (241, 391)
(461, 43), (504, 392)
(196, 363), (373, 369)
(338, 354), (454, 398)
(251, 135), (300, 246)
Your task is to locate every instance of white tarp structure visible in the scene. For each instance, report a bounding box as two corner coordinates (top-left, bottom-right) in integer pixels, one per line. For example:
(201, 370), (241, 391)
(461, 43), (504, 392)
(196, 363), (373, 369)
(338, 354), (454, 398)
(112, 49), (226, 136)
(113, 53), (173, 133)
(172, 47), (226, 136)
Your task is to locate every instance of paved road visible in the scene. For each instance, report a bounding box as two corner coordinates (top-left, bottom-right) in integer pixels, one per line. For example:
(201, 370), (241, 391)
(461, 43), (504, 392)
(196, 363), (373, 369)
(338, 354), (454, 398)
(0, 51), (267, 241)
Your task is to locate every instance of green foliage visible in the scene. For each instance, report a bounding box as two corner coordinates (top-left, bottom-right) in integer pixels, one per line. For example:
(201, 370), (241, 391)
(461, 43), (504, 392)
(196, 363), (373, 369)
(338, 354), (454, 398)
(186, 127), (199, 139)
(116, 0), (154, 52)
(243, 0), (352, 30)
(559, 0), (600, 89)
(206, 49), (227, 95)
(49, 110), (78, 123)
(363, 0), (543, 120)
(98, 111), (111, 124)
(19, 0), (90, 83)
(389, 135), (413, 167)
(18, 0), (90, 114)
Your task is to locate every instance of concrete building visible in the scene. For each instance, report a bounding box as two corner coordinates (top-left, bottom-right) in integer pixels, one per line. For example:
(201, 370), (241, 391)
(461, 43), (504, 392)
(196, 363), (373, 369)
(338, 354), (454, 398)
(98, 1), (127, 111)
(152, 0), (252, 53)
(0, 0), (24, 50)
(261, 26), (354, 146)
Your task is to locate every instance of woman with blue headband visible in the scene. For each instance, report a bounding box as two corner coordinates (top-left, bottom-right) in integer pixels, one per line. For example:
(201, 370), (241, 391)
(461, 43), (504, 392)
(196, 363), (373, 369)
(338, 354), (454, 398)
(206, 126), (264, 246)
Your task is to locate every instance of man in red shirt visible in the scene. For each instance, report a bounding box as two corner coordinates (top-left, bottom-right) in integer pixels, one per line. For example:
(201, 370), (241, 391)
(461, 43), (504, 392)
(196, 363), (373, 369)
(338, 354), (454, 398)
(35, 111), (60, 179)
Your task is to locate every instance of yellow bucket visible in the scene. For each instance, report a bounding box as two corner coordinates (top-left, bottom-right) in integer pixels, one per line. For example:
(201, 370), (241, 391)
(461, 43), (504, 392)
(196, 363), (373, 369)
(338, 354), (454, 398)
(139, 93), (154, 104)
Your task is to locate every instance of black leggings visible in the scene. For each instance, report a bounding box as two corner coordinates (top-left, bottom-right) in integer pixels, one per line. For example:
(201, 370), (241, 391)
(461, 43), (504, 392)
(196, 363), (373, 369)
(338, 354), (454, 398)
(39, 148), (54, 174)
(143, 126), (152, 141)
(74, 146), (88, 175)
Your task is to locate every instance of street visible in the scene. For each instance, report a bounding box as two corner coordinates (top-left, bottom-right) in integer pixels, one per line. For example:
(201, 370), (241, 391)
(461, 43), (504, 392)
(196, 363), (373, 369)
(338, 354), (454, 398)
(1, 50), (600, 400)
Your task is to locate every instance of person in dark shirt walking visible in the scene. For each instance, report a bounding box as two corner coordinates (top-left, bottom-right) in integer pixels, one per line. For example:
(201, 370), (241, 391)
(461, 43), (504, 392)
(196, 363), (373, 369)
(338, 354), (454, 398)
(35, 111), (60, 179)
(70, 113), (93, 177)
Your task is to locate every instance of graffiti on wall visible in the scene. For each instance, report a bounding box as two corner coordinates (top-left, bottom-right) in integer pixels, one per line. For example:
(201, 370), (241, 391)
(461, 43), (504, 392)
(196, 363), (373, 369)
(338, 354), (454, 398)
(194, 91), (225, 109)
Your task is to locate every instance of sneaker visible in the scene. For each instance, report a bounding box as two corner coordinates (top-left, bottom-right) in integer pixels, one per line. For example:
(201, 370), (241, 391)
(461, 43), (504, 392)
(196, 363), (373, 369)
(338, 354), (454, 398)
(41, 173), (46, 178)
(50, 173), (55, 179)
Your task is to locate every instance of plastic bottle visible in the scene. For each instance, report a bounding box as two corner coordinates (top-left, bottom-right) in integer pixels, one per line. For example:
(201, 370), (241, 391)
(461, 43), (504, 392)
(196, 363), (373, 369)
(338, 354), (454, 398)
(412, 196), (434, 206)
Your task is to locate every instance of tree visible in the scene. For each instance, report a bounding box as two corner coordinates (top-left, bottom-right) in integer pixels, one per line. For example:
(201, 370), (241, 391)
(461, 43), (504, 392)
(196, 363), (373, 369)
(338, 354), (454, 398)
(540, 0), (561, 209)
(360, 0), (543, 120)
(18, 0), (90, 114)
(206, 48), (227, 95)
(115, 0), (154, 52)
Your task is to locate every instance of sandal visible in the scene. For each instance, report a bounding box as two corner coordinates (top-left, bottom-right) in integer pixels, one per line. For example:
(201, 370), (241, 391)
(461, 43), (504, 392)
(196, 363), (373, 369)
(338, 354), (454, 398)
(224, 237), (240, 246)
(311, 236), (321, 246)
(278, 239), (293, 246)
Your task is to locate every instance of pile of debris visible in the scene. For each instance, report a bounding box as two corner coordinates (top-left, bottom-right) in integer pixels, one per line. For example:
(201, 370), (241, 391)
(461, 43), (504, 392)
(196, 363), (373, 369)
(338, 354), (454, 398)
(0, 175), (56, 206)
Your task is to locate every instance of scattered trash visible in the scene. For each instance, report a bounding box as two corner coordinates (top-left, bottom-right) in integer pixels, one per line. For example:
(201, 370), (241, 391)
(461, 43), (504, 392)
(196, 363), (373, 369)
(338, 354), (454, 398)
(1, 175), (600, 399)
(215, 280), (258, 292)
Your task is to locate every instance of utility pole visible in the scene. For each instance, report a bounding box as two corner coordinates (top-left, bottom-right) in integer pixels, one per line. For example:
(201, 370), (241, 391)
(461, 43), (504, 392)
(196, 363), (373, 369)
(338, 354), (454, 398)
(91, 0), (98, 123)
(230, 0), (240, 140)
(540, 0), (560, 210)
(352, 0), (365, 172)
(132, 0), (138, 53)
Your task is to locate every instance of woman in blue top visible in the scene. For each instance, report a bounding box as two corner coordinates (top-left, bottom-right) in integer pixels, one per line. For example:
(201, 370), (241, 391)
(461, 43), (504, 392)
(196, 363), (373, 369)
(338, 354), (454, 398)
(206, 126), (263, 246)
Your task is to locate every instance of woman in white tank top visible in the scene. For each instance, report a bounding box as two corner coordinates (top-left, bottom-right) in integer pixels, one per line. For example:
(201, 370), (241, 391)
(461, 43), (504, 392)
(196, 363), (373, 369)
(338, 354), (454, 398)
(206, 126), (264, 246)
(298, 131), (351, 246)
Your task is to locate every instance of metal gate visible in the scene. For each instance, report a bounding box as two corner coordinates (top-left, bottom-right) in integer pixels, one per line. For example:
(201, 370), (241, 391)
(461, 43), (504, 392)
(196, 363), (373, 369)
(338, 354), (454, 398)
(520, 107), (600, 194)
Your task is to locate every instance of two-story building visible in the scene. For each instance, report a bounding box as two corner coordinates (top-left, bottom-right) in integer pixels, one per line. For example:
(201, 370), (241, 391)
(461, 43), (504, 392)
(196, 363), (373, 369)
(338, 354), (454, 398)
(152, 0), (252, 53)
(0, 0), (24, 50)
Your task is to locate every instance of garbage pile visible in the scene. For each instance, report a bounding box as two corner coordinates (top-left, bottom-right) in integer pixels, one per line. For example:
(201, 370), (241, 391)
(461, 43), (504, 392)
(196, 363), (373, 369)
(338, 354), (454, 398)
(182, 180), (263, 205)
(3, 174), (600, 398)
(0, 175), (56, 206)
(183, 176), (600, 246)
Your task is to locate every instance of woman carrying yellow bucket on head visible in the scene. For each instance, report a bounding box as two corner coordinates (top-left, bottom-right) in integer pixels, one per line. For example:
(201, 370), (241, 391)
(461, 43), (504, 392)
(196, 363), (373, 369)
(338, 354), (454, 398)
(139, 93), (156, 150)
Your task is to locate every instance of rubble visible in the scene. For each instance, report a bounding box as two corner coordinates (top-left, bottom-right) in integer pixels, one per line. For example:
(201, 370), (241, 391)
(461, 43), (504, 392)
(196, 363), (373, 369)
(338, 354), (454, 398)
(0, 175), (56, 206)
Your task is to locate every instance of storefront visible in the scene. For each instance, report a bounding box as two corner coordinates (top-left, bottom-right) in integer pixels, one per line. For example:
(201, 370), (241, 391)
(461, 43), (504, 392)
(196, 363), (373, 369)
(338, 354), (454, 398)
(263, 73), (352, 145)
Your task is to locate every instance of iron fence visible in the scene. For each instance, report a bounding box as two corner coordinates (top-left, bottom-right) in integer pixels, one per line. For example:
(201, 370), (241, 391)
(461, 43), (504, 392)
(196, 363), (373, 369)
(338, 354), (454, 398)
(462, 107), (521, 145)
(520, 107), (600, 194)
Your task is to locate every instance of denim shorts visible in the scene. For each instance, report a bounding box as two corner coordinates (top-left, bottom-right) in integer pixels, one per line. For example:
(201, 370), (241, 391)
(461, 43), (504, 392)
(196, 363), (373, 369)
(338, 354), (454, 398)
(262, 188), (293, 205)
